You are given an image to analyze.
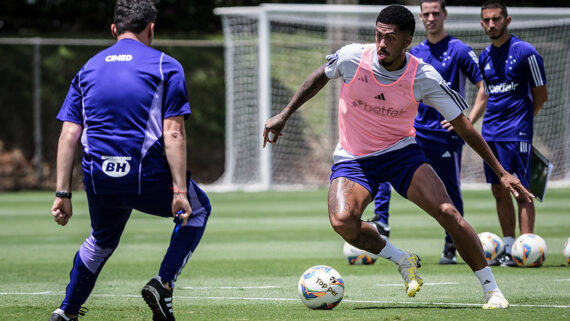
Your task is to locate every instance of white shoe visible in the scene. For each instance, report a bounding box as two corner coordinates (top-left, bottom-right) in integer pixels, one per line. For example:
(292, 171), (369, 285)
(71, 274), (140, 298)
(396, 251), (423, 297)
(483, 290), (509, 309)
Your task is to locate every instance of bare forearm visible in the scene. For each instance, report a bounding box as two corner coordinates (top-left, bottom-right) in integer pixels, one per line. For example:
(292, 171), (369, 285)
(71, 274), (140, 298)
(282, 64), (329, 119)
(468, 82), (488, 124)
(164, 117), (187, 191)
(56, 122), (82, 191)
(531, 85), (548, 116)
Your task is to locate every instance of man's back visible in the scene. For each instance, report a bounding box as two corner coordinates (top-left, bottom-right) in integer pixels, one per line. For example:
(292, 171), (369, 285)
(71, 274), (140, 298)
(57, 38), (191, 194)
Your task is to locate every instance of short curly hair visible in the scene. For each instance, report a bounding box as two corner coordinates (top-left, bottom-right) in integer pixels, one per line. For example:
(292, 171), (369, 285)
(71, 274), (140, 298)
(114, 0), (158, 35)
(376, 5), (416, 37)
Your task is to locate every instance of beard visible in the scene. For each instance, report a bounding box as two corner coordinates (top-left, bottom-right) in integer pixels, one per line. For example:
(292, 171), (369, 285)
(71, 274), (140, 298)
(487, 25), (506, 39)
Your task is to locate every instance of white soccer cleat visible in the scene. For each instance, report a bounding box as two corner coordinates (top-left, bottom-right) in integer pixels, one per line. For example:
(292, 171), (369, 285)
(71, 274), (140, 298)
(396, 251), (423, 297)
(483, 290), (510, 309)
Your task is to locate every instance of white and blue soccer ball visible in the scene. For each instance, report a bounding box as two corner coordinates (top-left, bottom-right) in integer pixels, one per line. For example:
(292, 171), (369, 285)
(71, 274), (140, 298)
(297, 265), (345, 310)
(343, 241), (378, 265)
(512, 233), (548, 267)
(478, 232), (504, 262)
(563, 237), (570, 265)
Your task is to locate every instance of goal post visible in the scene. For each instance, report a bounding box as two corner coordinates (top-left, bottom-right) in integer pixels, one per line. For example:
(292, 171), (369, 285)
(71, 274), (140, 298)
(214, 4), (570, 190)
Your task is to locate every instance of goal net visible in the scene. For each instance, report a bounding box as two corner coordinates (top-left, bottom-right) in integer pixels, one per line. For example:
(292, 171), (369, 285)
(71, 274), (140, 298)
(215, 4), (570, 190)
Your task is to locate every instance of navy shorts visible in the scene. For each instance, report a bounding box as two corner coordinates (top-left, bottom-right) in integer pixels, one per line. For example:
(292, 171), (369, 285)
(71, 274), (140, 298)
(416, 135), (463, 214)
(484, 141), (532, 188)
(330, 144), (429, 198)
(83, 176), (211, 249)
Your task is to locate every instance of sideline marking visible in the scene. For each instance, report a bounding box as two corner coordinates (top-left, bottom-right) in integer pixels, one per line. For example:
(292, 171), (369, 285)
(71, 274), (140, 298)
(1, 291), (568, 308)
(377, 282), (458, 287)
(181, 286), (281, 289)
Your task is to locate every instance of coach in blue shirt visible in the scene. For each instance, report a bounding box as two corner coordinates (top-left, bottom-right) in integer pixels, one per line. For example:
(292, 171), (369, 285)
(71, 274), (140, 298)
(470, 0), (548, 267)
(369, 0), (487, 265)
(49, 1), (211, 320)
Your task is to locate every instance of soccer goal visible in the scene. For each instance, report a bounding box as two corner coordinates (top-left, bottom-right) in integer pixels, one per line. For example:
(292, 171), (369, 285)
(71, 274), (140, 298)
(214, 4), (570, 190)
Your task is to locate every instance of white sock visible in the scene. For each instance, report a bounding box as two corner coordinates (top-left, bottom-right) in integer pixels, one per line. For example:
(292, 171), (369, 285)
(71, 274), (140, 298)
(474, 266), (500, 294)
(503, 236), (515, 254)
(378, 240), (405, 264)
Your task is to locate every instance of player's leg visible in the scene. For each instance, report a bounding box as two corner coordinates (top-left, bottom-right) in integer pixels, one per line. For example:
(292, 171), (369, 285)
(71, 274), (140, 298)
(406, 164), (508, 308)
(485, 141), (518, 267)
(55, 192), (132, 319)
(328, 176), (422, 297)
(518, 200), (535, 234)
(416, 135), (464, 264)
(157, 179), (211, 287)
(490, 183), (516, 264)
(368, 182), (392, 239)
(407, 163), (487, 270)
(328, 177), (378, 252)
(514, 141), (535, 234)
(135, 176), (211, 320)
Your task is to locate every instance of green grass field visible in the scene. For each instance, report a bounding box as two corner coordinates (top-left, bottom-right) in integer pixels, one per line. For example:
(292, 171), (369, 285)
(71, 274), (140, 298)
(1, 188), (569, 320)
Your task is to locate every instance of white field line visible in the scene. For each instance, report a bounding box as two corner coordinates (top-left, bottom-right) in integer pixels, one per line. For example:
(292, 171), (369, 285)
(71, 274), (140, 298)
(181, 286), (281, 289)
(376, 282), (458, 287)
(0, 291), (568, 309)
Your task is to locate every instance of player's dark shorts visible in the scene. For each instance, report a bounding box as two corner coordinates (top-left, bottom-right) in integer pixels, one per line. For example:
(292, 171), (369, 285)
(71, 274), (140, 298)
(484, 141), (532, 188)
(416, 134), (464, 214)
(330, 144), (429, 198)
(83, 173), (211, 249)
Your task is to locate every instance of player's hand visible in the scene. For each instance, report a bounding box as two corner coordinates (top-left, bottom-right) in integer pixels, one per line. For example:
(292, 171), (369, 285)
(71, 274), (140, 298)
(440, 119), (455, 131)
(500, 173), (534, 202)
(172, 193), (192, 226)
(51, 197), (73, 226)
(263, 113), (287, 148)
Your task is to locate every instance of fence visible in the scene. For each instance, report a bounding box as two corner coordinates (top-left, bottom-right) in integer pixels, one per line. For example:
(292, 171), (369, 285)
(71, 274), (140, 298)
(0, 37), (225, 190)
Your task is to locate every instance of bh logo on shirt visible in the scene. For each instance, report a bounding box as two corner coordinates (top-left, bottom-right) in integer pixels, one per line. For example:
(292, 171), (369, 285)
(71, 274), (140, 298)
(102, 156), (131, 177)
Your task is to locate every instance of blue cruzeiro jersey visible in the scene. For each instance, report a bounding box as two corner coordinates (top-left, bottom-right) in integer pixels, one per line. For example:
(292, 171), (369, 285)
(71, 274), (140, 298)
(479, 35), (546, 142)
(410, 35), (482, 143)
(57, 38), (191, 194)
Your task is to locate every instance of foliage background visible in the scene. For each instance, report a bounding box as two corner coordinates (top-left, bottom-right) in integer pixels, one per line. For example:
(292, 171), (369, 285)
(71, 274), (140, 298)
(0, 0), (569, 188)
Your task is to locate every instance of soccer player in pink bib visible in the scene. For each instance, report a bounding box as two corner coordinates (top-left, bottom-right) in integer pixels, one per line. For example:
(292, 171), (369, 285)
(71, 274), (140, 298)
(263, 4), (533, 309)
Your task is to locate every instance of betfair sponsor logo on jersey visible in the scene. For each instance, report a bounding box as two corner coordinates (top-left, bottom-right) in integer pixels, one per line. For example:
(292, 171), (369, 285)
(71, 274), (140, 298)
(350, 100), (406, 117)
(102, 156), (131, 177)
(487, 82), (519, 94)
(105, 54), (133, 62)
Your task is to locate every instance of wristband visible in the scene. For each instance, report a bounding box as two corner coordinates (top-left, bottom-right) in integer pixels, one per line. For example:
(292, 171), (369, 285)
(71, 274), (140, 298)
(55, 191), (72, 199)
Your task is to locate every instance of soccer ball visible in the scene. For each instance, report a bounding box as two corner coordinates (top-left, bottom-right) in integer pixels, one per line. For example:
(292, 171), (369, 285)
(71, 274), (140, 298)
(297, 265), (345, 310)
(511, 233), (548, 267)
(478, 232), (504, 262)
(343, 241), (378, 265)
(563, 237), (570, 265)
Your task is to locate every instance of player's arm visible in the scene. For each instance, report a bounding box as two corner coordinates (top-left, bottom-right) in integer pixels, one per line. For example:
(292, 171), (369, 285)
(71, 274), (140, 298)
(51, 121), (82, 226)
(468, 81), (488, 124)
(441, 81), (487, 130)
(531, 85), (548, 116)
(263, 64), (329, 147)
(419, 67), (532, 201)
(450, 114), (533, 202)
(164, 116), (192, 224)
(523, 49), (548, 116)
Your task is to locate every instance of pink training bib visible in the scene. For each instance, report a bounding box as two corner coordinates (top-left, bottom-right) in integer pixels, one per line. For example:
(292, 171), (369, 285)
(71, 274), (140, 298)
(338, 44), (420, 156)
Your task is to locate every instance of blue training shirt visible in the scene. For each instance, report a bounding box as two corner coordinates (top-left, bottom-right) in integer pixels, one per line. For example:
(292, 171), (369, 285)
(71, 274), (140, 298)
(479, 35), (546, 142)
(57, 38), (191, 195)
(410, 35), (482, 144)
